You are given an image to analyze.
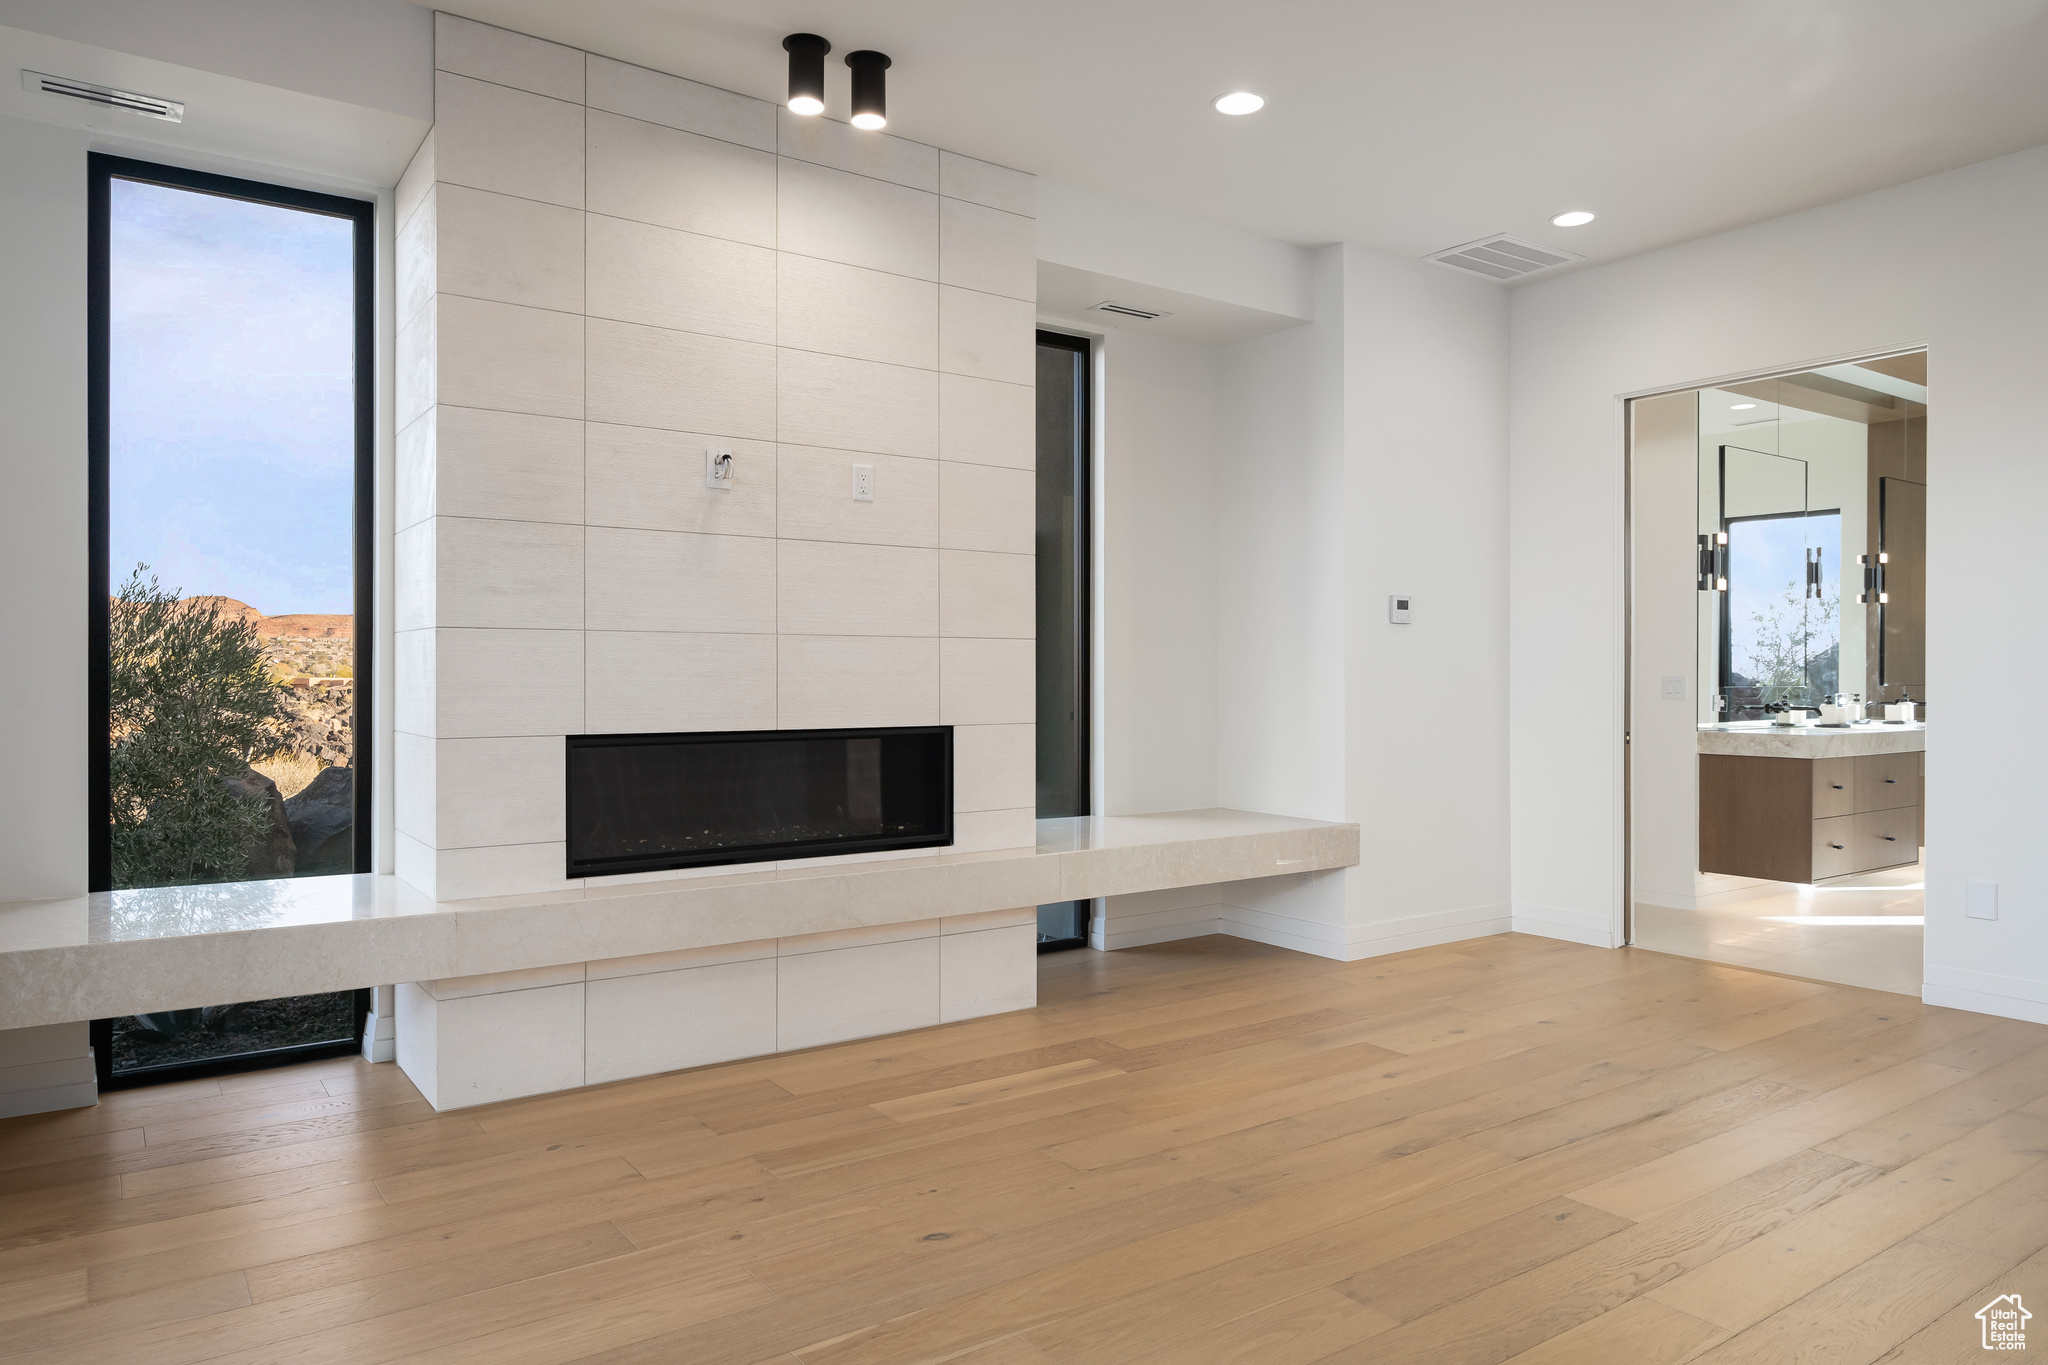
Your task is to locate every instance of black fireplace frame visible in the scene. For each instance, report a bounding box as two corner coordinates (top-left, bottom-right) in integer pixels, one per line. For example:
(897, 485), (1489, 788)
(564, 726), (954, 878)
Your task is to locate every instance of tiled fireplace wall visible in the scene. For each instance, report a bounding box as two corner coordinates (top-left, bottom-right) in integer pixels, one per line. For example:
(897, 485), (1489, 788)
(394, 15), (1039, 899)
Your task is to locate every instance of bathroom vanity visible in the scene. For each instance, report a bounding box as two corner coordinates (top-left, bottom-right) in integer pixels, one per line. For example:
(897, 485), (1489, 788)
(1697, 723), (1924, 883)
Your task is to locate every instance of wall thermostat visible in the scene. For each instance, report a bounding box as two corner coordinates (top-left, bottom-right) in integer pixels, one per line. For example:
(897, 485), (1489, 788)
(1389, 595), (1412, 624)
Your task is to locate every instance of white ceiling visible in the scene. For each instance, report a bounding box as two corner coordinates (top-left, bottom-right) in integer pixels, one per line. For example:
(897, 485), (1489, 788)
(433, 0), (2048, 277)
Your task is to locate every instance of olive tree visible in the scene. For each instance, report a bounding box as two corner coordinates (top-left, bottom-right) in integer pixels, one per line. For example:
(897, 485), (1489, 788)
(109, 567), (288, 888)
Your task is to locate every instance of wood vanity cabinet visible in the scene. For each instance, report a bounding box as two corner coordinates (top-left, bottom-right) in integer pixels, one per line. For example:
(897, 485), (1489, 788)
(1699, 751), (1922, 884)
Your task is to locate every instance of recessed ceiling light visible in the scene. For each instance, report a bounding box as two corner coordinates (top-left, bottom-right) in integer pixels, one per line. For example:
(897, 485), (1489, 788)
(782, 34), (829, 117)
(1550, 210), (1595, 227)
(1731, 402), (1757, 410)
(1213, 91), (1265, 115)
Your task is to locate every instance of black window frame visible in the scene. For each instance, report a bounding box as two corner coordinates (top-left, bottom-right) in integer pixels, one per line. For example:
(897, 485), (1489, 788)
(1035, 329), (1093, 951)
(87, 153), (376, 1087)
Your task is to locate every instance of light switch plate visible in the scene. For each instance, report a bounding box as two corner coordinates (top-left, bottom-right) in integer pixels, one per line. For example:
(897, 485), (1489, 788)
(705, 447), (733, 490)
(852, 464), (874, 502)
(1388, 595), (1411, 624)
(1661, 675), (1688, 701)
(1966, 881), (1999, 920)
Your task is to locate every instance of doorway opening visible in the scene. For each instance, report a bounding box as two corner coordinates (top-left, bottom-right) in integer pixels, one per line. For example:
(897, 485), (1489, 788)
(1627, 354), (1926, 993)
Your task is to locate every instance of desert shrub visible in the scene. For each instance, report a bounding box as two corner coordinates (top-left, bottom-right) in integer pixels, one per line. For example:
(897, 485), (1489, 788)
(250, 749), (324, 801)
(109, 567), (290, 888)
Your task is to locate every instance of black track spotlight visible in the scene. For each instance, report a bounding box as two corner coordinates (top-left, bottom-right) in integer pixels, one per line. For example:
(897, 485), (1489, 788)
(782, 33), (830, 116)
(845, 49), (891, 129)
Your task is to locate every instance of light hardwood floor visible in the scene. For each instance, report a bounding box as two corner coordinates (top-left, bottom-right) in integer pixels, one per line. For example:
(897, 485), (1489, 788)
(2, 933), (2045, 1365)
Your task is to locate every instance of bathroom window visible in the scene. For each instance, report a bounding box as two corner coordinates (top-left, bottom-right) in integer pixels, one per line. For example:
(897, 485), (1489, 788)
(1723, 509), (1841, 704)
(87, 154), (373, 1085)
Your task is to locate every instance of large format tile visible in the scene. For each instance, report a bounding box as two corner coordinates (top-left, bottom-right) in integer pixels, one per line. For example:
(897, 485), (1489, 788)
(586, 318), (775, 439)
(586, 215), (774, 344)
(940, 198), (1036, 301)
(586, 958), (778, 1084)
(939, 923), (1036, 1022)
(777, 109), (939, 191)
(778, 350), (937, 459)
(586, 109), (775, 246)
(426, 628), (584, 738)
(584, 527), (777, 633)
(393, 521), (435, 631)
(434, 406), (584, 525)
(940, 285), (1035, 384)
(778, 636), (939, 728)
(777, 157), (938, 279)
(585, 424), (775, 537)
(434, 517), (584, 630)
(436, 296), (583, 419)
(403, 980), (585, 1109)
(396, 300), (436, 427)
(776, 254), (937, 369)
(396, 128), (435, 230)
(435, 13), (585, 103)
(941, 638), (1034, 724)
(433, 72), (585, 209)
(777, 541), (938, 637)
(939, 461), (1033, 554)
(429, 842), (581, 901)
(396, 409), (436, 531)
(939, 150), (1036, 217)
(391, 729), (436, 842)
(776, 937), (940, 1052)
(776, 445), (936, 547)
(952, 724), (1035, 812)
(939, 373), (1034, 470)
(586, 54), (775, 151)
(585, 631), (777, 733)
(952, 808), (1039, 855)
(432, 183), (585, 314)
(939, 549), (1032, 637)
(431, 736), (565, 848)
(396, 185), (437, 327)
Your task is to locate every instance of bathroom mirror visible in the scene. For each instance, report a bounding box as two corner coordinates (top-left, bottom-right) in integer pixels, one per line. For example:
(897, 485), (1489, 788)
(1695, 356), (1927, 719)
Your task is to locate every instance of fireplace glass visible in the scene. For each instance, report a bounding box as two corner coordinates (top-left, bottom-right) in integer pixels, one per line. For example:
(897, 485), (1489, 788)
(566, 727), (953, 877)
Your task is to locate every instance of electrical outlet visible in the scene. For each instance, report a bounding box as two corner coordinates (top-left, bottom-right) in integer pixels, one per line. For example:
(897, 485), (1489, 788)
(852, 464), (874, 502)
(1967, 881), (1999, 920)
(1661, 675), (1688, 701)
(705, 447), (733, 490)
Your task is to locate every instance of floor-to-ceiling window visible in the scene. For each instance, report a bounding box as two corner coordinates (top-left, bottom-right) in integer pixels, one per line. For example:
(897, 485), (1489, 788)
(1035, 331), (1091, 949)
(87, 155), (374, 1085)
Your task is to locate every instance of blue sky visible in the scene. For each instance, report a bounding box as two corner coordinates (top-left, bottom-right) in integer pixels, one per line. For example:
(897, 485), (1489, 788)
(109, 179), (355, 616)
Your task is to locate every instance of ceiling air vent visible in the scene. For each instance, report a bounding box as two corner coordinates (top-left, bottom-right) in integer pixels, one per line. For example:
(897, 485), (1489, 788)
(1426, 234), (1579, 281)
(1091, 300), (1172, 321)
(22, 71), (184, 122)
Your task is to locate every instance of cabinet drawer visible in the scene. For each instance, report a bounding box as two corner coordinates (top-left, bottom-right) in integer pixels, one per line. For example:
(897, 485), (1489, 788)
(1812, 816), (1856, 881)
(1855, 752), (1920, 812)
(1853, 806), (1919, 871)
(1812, 758), (1855, 819)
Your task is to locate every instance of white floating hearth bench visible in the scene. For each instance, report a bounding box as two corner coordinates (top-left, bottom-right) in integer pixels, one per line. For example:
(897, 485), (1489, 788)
(0, 811), (1356, 1112)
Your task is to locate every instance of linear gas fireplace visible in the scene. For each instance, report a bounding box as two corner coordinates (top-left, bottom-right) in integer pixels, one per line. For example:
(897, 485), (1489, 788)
(564, 726), (953, 878)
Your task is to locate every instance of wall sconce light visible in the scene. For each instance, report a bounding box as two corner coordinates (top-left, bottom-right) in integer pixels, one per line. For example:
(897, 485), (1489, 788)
(783, 33), (830, 116)
(846, 49), (891, 129)
(1697, 531), (1728, 592)
(1858, 551), (1888, 604)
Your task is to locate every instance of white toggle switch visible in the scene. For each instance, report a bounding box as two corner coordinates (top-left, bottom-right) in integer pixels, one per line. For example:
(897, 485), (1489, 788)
(1388, 595), (1412, 624)
(705, 447), (733, 490)
(852, 464), (874, 502)
(1661, 675), (1688, 701)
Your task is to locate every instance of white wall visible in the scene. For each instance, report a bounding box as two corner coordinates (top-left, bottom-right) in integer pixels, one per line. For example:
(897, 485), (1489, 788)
(1095, 327), (1220, 816)
(1510, 144), (2048, 1021)
(0, 112), (88, 903)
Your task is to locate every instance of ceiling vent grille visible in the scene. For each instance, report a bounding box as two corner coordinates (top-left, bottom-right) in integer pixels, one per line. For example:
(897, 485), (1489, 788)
(22, 70), (184, 122)
(1092, 300), (1172, 320)
(1426, 234), (1579, 281)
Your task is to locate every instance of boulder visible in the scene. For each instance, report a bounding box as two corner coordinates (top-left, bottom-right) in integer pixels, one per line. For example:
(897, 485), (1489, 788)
(286, 765), (354, 876)
(224, 767), (296, 879)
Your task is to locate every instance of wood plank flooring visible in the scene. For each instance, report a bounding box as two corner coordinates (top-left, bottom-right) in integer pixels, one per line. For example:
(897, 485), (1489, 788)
(3, 932), (2045, 1365)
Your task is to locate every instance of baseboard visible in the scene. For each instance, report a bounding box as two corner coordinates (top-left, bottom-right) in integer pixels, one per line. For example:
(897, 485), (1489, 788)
(1511, 902), (1618, 949)
(1922, 964), (2048, 1025)
(1093, 917), (1224, 951)
(1634, 877), (1787, 912)
(1220, 901), (1513, 963)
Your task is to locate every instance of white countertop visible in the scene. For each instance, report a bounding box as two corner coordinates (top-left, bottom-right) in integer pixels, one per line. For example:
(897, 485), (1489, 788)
(1697, 721), (1926, 758)
(0, 809), (1358, 1030)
